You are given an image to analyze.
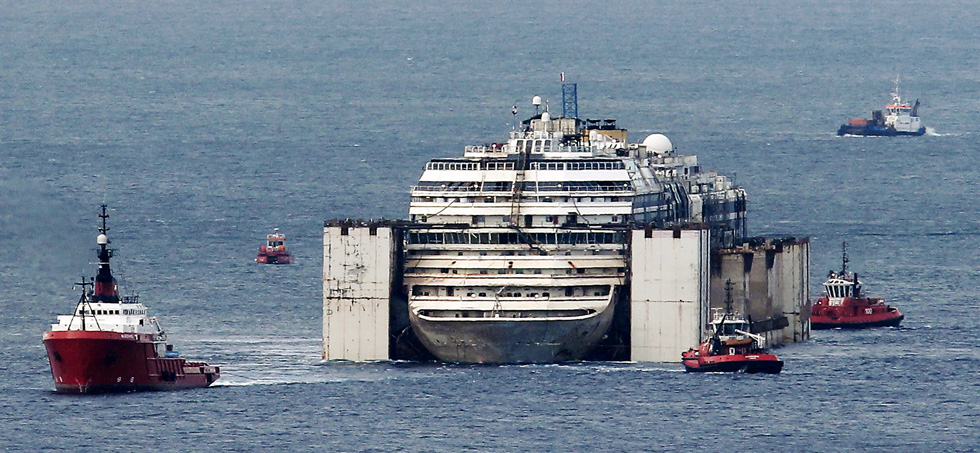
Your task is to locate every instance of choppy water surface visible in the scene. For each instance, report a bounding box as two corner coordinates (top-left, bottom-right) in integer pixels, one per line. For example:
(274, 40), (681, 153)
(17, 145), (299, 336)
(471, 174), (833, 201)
(2, 0), (980, 449)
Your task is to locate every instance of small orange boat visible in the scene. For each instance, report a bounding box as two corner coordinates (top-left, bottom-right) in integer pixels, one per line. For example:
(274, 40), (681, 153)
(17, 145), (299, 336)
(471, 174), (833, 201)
(256, 228), (292, 264)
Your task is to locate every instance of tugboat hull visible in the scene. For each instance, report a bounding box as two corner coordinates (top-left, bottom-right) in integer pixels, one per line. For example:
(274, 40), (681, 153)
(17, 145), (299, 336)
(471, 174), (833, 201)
(43, 330), (219, 393)
(256, 252), (291, 264)
(810, 312), (903, 330)
(838, 125), (926, 136)
(681, 352), (783, 374)
(811, 298), (903, 330)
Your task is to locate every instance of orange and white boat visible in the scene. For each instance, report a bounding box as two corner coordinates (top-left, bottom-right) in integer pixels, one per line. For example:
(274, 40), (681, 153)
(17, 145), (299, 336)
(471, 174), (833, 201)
(256, 228), (292, 264)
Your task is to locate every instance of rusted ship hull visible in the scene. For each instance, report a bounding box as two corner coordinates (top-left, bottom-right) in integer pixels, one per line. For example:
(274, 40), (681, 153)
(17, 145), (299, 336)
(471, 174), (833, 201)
(408, 301), (615, 364)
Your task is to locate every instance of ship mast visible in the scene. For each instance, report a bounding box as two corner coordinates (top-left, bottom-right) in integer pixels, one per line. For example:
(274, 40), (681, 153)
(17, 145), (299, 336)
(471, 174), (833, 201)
(92, 204), (120, 303)
(724, 278), (734, 317)
(68, 276), (100, 331)
(841, 240), (849, 274)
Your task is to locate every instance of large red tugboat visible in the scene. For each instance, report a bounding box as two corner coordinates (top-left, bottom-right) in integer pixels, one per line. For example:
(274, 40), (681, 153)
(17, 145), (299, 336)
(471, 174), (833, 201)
(256, 228), (291, 264)
(42, 205), (219, 393)
(810, 242), (904, 329)
(682, 281), (783, 374)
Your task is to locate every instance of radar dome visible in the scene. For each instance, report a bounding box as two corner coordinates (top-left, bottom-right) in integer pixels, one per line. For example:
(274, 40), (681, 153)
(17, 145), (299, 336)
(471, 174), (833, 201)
(541, 111), (551, 122)
(532, 96), (542, 106)
(641, 134), (673, 154)
(97, 234), (109, 245)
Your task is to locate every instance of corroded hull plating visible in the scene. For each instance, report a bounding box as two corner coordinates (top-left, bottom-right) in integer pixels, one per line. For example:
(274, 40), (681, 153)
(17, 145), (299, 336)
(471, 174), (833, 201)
(43, 330), (219, 393)
(409, 300), (615, 364)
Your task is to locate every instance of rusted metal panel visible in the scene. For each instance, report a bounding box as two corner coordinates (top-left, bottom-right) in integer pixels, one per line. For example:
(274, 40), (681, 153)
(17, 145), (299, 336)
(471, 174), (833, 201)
(629, 228), (710, 362)
(710, 237), (810, 345)
(322, 225), (393, 361)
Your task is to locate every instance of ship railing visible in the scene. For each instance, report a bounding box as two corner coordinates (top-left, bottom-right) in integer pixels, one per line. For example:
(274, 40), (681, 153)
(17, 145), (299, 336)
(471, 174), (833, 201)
(734, 329), (767, 349)
(402, 270), (626, 279)
(411, 185), (632, 194)
(464, 145), (510, 157)
(551, 145), (596, 154)
(532, 185), (632, 193)
(411, 186), (513, 195)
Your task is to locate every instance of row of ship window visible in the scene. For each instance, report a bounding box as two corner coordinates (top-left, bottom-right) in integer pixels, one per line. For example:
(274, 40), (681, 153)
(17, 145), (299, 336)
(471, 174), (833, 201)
(826, 285), (854, 298)
(425, 160), (626, 172)
(415, 181), (632, 193)
(412, 286), (612, 297)
(513, 139), (597, 155)
(78, 309), (146, 315)
(426, 161), (515, 171)
(406, 268), (591, 275)
(407, 231), (627, 245)
(407, 268), (623, 276)
(529, 161), (625, 170)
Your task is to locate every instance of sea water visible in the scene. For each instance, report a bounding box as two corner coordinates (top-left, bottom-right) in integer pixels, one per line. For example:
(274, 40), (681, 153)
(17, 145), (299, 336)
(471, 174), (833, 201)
(2, 0), (979, 449)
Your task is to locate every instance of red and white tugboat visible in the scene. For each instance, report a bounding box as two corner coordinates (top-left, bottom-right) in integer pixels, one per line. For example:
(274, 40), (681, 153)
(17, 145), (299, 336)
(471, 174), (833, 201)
(810, 242), (904, 329)
(682, 281), (783, 373)
(256, 228), (291, 264)
(42, 205), (219, 393)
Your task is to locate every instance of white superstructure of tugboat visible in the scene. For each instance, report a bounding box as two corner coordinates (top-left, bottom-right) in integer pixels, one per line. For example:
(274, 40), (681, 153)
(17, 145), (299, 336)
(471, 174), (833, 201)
(403, 85), (746, 363)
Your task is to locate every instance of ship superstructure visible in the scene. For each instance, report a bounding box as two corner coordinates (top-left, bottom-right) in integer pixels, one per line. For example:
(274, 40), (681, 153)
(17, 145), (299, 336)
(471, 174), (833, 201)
(402, 86), (747, 363)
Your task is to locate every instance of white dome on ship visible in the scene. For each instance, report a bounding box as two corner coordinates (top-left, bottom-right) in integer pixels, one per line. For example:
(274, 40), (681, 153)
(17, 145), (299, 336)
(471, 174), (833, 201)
(641, 133), (673, 155)
(532, 95), (542, 106)
(541, 111), (551, 122)
(97, 234), (108, 245)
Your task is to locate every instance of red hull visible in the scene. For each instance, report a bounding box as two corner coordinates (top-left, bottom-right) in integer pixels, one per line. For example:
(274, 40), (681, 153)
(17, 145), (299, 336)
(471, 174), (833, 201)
(256, 251), (291, 264)
(43, 330), (219, 393)
(811, 297), (903, 330)
(682, 349), (783, 374)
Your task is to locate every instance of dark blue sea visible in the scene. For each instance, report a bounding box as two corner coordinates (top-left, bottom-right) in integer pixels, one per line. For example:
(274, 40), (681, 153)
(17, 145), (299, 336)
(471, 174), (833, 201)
(3, 0), (979, 450)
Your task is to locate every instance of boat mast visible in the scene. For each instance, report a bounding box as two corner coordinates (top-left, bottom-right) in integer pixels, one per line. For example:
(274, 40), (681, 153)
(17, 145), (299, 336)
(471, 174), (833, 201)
(92, 204), (120, 303)
(724, 279), (734, 320)
(68, 276), (99, 331)
(841, 240), (849, 274)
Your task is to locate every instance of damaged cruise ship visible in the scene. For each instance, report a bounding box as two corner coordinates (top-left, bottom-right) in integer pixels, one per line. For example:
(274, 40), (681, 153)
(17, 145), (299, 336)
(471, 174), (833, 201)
(402, 85), (746, 363)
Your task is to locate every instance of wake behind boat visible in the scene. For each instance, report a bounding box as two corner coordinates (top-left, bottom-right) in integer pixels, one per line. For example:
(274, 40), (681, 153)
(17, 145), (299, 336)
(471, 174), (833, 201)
(43, 205), (219, 393)
(838, 77), (925, 137)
